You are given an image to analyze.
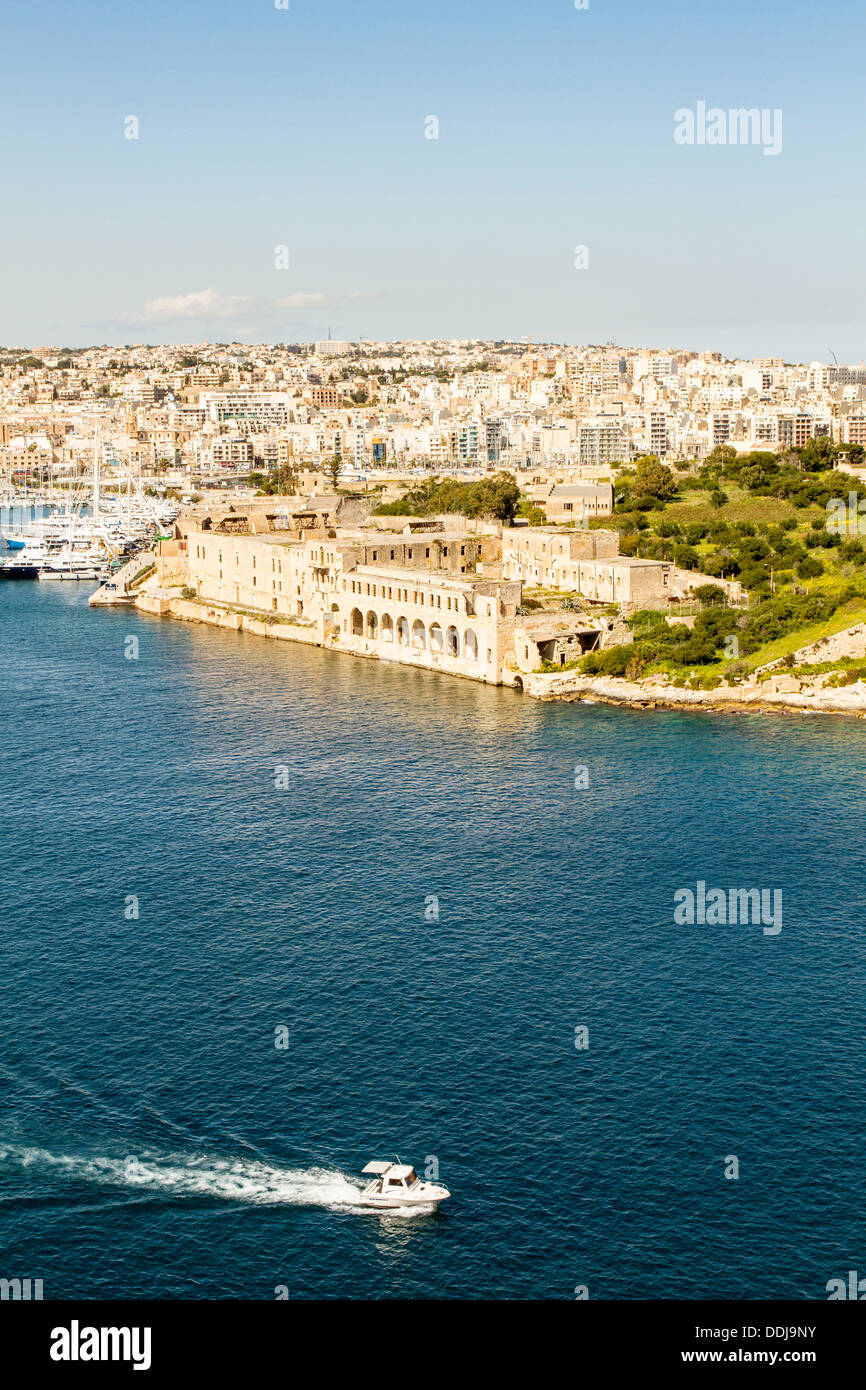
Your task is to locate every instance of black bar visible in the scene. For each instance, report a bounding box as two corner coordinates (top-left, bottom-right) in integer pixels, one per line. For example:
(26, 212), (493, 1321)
(2, 1299), (860, 1376)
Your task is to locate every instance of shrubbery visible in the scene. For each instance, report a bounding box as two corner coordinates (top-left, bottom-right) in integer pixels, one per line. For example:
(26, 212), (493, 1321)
(579, 589), (855, 679)
(374, 472), (520, 522)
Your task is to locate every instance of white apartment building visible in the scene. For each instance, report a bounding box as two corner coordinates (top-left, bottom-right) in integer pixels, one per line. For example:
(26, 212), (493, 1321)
(200, 392), (294, 427)
(578, 420), (625, 467)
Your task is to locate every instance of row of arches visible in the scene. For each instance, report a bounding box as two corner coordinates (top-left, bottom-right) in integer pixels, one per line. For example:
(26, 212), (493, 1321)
(349, 609), (478, 661)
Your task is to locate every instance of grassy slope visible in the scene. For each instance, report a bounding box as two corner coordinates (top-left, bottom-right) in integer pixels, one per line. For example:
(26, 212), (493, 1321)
(662, 483), (800, 527)
(741, 599), (866, 671)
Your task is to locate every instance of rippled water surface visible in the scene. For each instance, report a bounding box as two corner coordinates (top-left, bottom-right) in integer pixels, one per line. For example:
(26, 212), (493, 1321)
(1, 583), (864, 1298)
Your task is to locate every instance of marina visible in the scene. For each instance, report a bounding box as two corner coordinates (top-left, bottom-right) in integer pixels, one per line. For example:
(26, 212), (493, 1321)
(1, 430), (178, 582)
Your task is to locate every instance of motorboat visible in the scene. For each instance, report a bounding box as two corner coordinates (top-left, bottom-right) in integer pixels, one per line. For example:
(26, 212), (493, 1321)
(10, 539), (50, 563)
(38, 543), (112, 581)
(359, 1161), (450, 1210)
(0, 538), (51, 577)
(39, 563), (110, 582)
(0, 555), (40, 579)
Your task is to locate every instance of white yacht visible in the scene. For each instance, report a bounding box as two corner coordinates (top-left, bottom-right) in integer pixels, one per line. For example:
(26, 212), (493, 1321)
(39, 554), (111, 581)
(359, 1161), (450, 1210)
(11, 539), (51, 564)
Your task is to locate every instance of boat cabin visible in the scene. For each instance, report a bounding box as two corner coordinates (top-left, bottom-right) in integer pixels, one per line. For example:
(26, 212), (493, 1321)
(362, 1161), (418, 1190)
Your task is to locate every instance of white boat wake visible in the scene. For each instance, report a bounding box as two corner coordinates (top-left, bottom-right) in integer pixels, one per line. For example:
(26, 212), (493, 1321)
(0, 1143), (363, 1211)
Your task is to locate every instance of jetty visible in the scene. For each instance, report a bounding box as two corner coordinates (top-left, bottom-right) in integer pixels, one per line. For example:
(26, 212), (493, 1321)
(88, 551), (156, 606)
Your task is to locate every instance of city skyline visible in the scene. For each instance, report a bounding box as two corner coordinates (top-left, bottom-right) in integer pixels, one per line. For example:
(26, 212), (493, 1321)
(1, 0), (862, 358)
(6, 337), (866, 369)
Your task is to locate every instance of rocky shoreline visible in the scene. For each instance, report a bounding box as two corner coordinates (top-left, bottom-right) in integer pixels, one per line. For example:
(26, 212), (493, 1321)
(519, 668), (866, 717)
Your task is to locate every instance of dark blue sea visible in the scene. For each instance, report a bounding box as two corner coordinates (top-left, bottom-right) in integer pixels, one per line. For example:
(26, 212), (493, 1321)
(1, 580), (863, 1299)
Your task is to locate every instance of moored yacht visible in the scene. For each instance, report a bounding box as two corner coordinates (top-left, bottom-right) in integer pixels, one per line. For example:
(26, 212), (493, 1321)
(0, 547), (42, 578)
(39, 556), (111, 581)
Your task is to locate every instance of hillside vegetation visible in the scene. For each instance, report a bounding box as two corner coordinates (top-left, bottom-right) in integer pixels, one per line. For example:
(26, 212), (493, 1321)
(583, 443), (866, 682)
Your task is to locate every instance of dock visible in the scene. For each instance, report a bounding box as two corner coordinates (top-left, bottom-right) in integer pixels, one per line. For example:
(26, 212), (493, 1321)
(88, 551), (156, 606)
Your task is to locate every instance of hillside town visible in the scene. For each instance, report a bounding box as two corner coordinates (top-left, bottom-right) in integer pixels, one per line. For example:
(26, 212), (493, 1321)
(7, 337), (866, 713)
(2, 338), (866, 491)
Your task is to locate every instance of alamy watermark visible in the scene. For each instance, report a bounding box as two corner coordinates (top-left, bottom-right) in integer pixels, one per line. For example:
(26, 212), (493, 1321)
(674, 102), (782, 157)
(674, 880), (782, 936)
(827, 492), (866, 535)
(1, 1277), (43, 1300)
(826, 1269), (866, 1299)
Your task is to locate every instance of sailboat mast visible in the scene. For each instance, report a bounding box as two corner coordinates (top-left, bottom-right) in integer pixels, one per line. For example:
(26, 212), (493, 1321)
(92, 420), (101, 522)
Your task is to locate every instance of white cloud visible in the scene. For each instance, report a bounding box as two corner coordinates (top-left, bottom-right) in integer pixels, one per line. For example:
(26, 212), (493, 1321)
(345, 289), (383, 302)
(121, 288), (330, 327)
(131, 289), (253, 323)
(276, 292), (328, 309)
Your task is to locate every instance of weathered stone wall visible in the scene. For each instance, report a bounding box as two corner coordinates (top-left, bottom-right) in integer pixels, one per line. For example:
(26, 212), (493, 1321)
(793, 622), (866, 665)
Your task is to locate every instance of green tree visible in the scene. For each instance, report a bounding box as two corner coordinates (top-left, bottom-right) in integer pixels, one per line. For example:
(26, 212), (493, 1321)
(373, 471), (520, 522)
(694, 584), (727, 606)
(325, 455), (343, 490)
(516, 497), (547, 526)
(705, 444), (738, 469)
(631, 455), (677, 501)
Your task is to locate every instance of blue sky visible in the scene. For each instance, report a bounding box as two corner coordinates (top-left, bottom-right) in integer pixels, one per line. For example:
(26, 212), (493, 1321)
(1, 0), (863, 359)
